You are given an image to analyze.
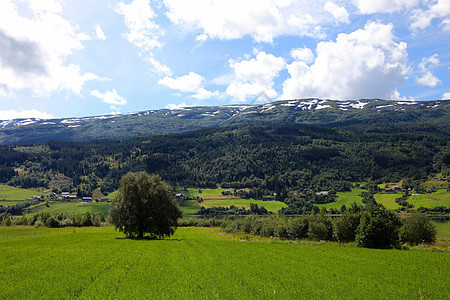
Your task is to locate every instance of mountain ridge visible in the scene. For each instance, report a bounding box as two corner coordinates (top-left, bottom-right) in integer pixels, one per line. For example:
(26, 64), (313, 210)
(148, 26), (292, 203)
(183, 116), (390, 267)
(1, 98), (449, 144)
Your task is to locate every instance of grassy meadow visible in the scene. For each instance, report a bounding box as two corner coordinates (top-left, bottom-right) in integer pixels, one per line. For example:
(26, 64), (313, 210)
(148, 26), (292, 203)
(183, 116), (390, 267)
(409, 189), (450, 208)
(0, 185), (38, 201)
(28, 201), (110, 216)
(317, 188), (365, 210)
(0, 226), (449, 299)
(374, 193), (402, 209)
(178, 188), (287, 215)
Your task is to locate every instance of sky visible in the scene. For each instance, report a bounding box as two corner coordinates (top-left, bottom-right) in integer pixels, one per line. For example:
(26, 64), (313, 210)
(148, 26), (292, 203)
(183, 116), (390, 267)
(0, 0), (449, 119)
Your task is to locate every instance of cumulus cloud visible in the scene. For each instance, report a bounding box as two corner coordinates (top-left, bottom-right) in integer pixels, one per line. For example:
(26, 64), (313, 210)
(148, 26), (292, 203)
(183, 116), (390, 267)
(290, 47), (315, 64)
(416, 54), (441, 87)
(0, 0), (102, 96)
(356, 0), (419, 14)
(282, 22), (409, 100)
(442, 92), (450, 99)
(116, 0), (171, 75)
(0, 109), (53, 120)
(91, 89), (127, 106)
(226, 51), (285, 102)
(163, 0), (344, 43)
(159, 72), (203, 92)
(410, 0), (450, 31)
(159, 72), (218, 99)
(324, 2), (349, 23)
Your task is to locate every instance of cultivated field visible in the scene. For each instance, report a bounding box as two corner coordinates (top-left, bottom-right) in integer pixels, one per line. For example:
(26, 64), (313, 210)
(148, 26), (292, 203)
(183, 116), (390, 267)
(178, 188), (287, 215)
(0, 226), (448, 299)
(409, 189), (450, 208)
(317, 188), (365, 209)
(374, 193), (402, 209)
(0, 185), (38, 201)
(28, 201), (110, 216)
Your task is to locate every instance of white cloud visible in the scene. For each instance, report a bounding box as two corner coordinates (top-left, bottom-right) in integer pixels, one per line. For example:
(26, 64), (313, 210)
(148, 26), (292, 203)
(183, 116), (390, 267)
(290, 47), (314, 64)
(282, 22), (409, 100)
(163, 0), (341, 43)
(416, 54), (441, 87)
(159, 72), (203, 92)
(0, 0), (101, 96)
(356, 0), (419, 14)
(95, 25), (106, 40)
(159, 72), (218, 99)
(115, 0), (161, 51)
(442, 92), (450, 99)
(324, 2), (349, 23)
(410, 0), (450, 31)
(0, 109), (53, 120)
(226, 51), (285, 102)
(91, 89), (127, 106)
(192, 88), (219, 100)
(116, 0), (171, 75)
(165, 102), (187, 110)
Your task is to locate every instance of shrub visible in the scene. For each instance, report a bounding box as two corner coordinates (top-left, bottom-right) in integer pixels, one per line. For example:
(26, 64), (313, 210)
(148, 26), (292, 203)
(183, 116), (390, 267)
(287, 217), (309, 240)
(334, 212), (361, 243)
(308, 215), (333, 241)
(399, 214), (437, 245)
(45, 217), (60, 228)
(274, 219), (289, 239)
(356, 204), (402, 249)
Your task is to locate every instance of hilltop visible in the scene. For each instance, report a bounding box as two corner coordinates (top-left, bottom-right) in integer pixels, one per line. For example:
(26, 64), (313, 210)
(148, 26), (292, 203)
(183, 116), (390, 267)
(1, 98), (449, 144)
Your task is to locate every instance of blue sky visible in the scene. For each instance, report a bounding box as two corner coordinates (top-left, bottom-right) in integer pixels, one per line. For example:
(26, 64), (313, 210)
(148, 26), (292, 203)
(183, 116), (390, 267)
(0, 0), (449, 119)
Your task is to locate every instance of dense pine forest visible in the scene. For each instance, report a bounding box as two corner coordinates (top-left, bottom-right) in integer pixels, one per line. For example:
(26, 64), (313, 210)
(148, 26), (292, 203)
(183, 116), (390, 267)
(1, 122), (448, 204)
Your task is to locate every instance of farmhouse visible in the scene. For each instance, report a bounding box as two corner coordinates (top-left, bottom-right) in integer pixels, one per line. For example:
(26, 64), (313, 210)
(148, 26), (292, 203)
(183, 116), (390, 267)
(315, 191), (329, 196)
(176, 194), (185, 200)
(82, 197), (92, 203)
(384, 188), (395, 193)
(222, 190), (232, 196)
(62, 194), (77, 200)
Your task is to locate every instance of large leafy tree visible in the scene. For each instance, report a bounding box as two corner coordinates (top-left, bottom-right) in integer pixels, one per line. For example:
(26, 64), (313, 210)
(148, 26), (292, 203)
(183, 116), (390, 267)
(110, 172), (182, 238)
(355, 204), (402, 249)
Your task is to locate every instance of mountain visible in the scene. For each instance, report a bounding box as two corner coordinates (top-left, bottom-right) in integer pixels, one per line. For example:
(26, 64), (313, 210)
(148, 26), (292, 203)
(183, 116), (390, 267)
(1, 98), (449, 144)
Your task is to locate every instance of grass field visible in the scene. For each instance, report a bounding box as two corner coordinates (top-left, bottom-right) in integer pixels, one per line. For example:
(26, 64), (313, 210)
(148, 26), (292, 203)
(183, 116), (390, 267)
(0, 227), (449, 299)
(0, 185), (38, 201)
(317, 188), (365, 210)
(178, 188), (287, 215)
(408, 189), (450, 208)
(25, 201), (110, 216)
(0, 200), (27, 207)
(374, 193), (402, 209)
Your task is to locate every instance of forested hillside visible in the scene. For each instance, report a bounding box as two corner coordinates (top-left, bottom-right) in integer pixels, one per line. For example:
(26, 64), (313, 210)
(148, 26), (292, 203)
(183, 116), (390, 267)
(1, 122), (448, 202)
(1, 99), (449, 144)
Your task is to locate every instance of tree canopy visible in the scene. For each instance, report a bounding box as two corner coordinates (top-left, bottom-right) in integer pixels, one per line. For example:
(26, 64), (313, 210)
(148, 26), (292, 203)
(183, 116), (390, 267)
(109, 172), (182, 239)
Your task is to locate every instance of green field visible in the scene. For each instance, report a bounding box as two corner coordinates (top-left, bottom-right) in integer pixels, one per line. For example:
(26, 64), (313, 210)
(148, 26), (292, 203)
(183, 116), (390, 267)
(0, 185), (38, 201)
(177, 188), (287, 215)
(0, 227), (449, 299)
(409, 190), (450, 208)
(317, 188), (365, 210)
(374, 193), (402, 209)
(26, 201), (110, 216)
(0, 201), (27, 207)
